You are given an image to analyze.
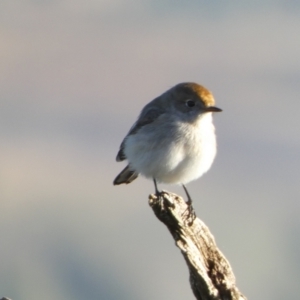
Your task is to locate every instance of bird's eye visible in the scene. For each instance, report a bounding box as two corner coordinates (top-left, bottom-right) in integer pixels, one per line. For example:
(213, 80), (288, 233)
(186, 100), (195, 108)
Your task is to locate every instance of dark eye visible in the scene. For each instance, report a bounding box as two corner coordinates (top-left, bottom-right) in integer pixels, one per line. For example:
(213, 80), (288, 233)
(186, 100), (195, 108)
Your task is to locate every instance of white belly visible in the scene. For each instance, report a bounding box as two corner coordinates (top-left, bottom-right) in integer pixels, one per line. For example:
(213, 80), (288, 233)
(124, 113), (217, 184)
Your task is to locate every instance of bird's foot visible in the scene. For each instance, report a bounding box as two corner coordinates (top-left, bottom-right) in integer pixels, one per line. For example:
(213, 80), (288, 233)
(182, 184), (196, 225)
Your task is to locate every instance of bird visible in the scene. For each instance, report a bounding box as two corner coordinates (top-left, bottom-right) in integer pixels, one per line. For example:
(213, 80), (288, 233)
(113, 82), (222, 204)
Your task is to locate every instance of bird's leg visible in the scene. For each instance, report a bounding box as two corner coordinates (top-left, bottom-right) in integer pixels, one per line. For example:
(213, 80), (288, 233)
(182, 184), (192, 205)
(182, 184), (196, 225)
(153, 178), (160, 197)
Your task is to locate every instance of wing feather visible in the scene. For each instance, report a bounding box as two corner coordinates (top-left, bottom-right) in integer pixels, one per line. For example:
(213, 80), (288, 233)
(115, 107), (164, 161)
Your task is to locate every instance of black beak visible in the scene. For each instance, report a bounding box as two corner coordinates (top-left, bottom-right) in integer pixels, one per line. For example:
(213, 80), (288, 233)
(205, 106), (222, 112)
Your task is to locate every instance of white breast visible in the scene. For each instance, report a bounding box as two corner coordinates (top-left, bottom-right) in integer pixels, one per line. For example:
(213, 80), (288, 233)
(124, 112), (217, 184)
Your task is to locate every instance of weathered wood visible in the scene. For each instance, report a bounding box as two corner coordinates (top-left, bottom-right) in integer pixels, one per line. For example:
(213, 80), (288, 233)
(149, 191), (246, 300)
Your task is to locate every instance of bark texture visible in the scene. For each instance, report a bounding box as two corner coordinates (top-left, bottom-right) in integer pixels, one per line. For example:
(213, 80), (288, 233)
(149, 191), (247, 300)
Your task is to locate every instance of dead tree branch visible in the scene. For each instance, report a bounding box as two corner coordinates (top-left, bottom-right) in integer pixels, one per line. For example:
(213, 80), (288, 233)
(149, 191), (246, 300)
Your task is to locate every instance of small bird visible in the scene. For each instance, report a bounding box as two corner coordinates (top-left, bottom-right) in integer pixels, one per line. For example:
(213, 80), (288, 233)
(113, 82), (222, 203)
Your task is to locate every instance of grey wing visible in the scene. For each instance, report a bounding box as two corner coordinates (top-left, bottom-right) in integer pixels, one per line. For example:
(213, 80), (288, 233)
(115, 106), (164, 162)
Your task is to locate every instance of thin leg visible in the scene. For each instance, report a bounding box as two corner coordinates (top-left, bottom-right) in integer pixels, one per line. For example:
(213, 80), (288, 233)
(182, 184), (196, 225)
(153, 178), (159, 196)
(182, 184), (192, 205)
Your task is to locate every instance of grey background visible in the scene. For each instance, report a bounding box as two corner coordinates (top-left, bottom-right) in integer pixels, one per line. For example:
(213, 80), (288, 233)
(1, 1), (300, 299)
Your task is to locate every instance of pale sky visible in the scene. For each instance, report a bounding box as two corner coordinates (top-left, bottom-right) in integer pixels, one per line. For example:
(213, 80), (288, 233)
(1, 1), (300, 299)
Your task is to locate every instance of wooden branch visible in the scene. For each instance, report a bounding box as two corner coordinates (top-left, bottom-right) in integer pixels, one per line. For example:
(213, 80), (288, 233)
(149, 191), (247, 300)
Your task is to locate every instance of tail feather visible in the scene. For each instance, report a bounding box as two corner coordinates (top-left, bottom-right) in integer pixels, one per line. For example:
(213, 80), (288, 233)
(113, 165), (138, 185)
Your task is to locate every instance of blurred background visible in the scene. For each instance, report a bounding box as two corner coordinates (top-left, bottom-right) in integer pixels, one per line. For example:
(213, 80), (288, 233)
(1, 1), (300, 299)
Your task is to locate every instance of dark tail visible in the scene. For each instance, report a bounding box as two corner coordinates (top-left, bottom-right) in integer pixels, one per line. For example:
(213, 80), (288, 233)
(113, 165), (138, 185)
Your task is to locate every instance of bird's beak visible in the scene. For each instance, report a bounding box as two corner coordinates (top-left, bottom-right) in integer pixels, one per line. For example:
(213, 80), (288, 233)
(205, 106), (222, 112)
